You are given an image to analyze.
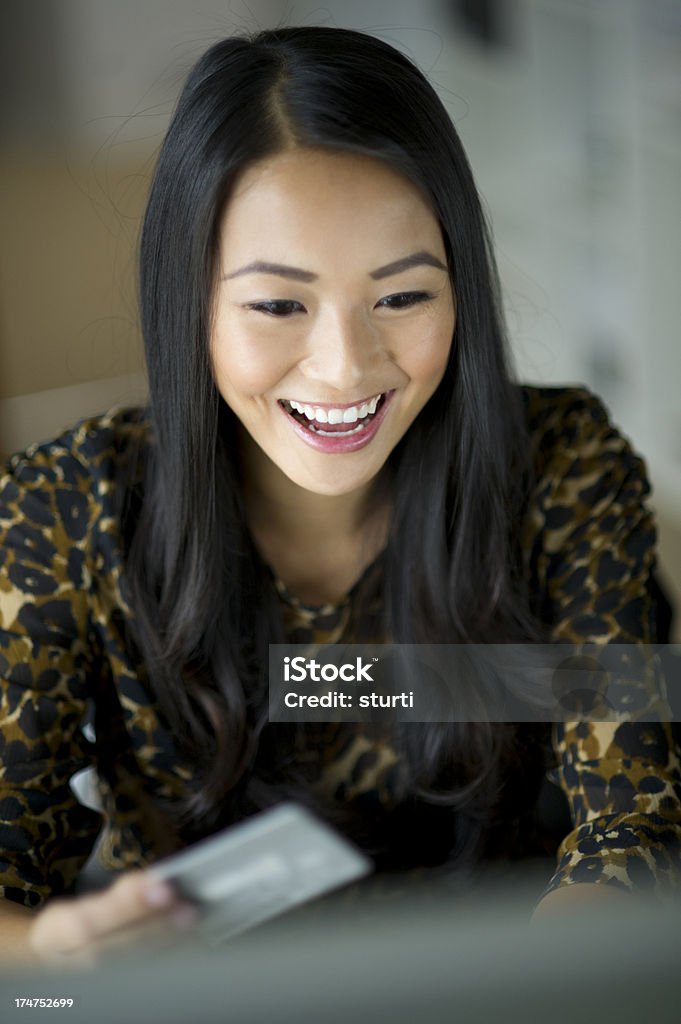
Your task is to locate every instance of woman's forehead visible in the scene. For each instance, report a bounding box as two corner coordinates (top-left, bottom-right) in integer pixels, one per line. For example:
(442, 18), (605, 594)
(217, 148), (445, 270)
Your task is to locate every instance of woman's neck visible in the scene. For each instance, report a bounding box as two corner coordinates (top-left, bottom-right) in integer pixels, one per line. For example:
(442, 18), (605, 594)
(239, 442), (390, 605)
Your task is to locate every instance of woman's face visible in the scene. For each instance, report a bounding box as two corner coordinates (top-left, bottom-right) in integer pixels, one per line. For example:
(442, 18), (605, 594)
(211, 148), (455, 498)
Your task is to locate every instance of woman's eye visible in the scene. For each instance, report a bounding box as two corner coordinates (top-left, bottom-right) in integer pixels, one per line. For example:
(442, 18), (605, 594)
(377, 291), (433, 310)
(246, 300), (306, 317)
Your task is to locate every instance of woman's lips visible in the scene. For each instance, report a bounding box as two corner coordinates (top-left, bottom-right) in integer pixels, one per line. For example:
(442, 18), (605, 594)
(278, 390), (395, 454)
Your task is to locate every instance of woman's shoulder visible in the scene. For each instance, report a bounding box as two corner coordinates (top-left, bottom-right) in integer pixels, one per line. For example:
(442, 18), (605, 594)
(518, 384), (649, 491)
(3, 406), (152, 489)
(520, 383), (619, 446)
(1, 407), (152, 572)
(517, 384), (657, 641)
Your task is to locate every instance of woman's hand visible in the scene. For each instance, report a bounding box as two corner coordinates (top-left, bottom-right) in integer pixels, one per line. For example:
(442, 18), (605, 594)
(531, 882), (634, 922)
(28, 871), (198, 967)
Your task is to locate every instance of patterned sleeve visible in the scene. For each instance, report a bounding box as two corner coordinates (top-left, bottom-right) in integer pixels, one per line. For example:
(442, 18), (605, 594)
(0, 433), (104, 907)
(524, 387), (681, 899)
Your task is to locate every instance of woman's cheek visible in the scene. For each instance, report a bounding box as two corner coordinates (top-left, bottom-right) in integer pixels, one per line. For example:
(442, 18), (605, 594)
(393, 321), (453, 382)
(211, 329), (293, 397)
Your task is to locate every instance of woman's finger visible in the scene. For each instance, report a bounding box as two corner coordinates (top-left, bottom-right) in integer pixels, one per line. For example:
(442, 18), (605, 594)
(29, 871), (186, 962)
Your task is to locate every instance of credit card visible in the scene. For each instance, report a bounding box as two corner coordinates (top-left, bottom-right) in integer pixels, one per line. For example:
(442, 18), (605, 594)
(149, 803), (372, 943)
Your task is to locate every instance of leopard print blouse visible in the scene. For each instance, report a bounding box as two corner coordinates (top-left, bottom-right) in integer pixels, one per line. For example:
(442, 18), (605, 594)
(1, 386), (679, 908)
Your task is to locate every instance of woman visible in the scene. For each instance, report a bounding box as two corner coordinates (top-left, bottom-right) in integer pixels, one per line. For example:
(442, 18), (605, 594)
(0, 26), (679, 964)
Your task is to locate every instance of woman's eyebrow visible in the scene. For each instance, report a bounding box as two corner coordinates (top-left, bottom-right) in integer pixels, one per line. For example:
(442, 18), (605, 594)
(222, 261), (317, 282)
(222, 251), (447, 283)
(369, 251), (448, 279)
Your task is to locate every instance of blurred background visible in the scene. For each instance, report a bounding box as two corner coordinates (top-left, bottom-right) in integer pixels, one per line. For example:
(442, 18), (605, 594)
(1, 0), (680, 633)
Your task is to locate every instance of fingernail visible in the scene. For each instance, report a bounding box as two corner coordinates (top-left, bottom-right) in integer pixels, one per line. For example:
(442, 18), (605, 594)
(171, 905), (199, 931)
(144, 880), (175, 908)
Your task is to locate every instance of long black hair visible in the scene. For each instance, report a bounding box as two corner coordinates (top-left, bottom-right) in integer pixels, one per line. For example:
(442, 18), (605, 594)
(123, 27), (548, 870)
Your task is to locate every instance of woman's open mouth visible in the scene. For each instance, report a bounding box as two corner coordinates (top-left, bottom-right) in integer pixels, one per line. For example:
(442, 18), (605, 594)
(277, 391), (394, 453)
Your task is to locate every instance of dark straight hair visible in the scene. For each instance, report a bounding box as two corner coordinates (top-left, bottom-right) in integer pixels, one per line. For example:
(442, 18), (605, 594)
(124, 27), (547, 869)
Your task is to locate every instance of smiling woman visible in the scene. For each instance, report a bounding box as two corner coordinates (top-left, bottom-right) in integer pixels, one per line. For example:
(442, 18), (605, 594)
(211, 148), (454, 524)
(0, 26), (679, 963)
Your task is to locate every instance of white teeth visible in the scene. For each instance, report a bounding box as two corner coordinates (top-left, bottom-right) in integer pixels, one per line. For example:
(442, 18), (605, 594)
(283, 393), (385, 425)
(311, 422), (366, 437)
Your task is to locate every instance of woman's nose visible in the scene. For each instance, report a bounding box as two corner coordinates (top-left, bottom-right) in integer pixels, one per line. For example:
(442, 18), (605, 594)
(299, 308), (382, 392)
